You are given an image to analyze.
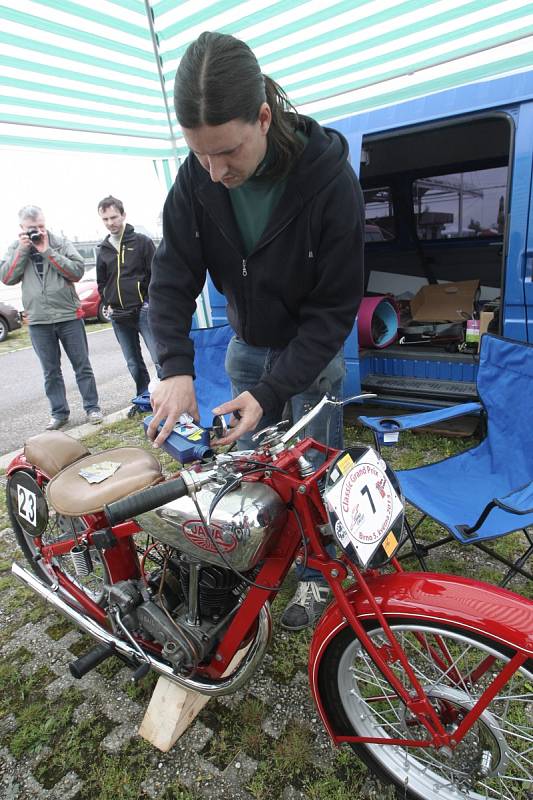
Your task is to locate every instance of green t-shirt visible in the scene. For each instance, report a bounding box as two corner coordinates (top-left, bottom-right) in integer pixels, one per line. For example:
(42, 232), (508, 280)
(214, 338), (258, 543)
(229, 169), (287, 257)
(229, 133), (307, 256)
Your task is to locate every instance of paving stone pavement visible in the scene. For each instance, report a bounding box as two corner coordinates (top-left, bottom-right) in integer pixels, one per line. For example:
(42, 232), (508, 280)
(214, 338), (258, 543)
(0, 525), (390, 800)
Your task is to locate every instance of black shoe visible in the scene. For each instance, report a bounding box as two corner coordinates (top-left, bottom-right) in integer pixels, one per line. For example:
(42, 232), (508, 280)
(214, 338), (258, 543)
(46, 417), (69, 431)
(280, 581), (330, 631)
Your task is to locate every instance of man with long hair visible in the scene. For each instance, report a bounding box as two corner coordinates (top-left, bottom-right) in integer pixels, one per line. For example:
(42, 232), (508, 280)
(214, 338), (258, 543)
(148, 32), (364, 630)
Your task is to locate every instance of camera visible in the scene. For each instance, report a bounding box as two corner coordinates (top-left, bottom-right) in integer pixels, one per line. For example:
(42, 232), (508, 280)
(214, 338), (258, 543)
(27, 228), (43, 243)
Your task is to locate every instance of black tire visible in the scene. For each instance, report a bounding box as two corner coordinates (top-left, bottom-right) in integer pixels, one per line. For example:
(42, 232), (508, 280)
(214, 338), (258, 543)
(97, 302), (111, 323)
(7, 469), (109, 604)
(0, 315), (8, 342)
(317, 619), (533, 800)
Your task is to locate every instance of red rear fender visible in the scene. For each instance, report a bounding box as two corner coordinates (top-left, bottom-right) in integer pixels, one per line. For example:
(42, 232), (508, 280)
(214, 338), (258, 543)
(6, 453), (31, 476)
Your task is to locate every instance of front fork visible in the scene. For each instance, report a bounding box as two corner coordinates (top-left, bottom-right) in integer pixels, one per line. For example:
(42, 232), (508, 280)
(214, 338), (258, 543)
(311, 555), (528, 751)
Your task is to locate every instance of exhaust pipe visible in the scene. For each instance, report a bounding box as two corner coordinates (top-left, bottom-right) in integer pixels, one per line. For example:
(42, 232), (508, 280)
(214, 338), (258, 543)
(12, 561), (271, 697)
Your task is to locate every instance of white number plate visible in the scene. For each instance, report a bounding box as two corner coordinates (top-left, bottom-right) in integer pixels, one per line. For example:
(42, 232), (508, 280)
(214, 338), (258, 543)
(17, 485), (37, 527)
(325, 449), (403, 566)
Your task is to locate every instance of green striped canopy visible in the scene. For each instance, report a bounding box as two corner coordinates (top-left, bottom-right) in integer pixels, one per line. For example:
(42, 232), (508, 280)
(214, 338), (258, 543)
(1, 0), (532, 163)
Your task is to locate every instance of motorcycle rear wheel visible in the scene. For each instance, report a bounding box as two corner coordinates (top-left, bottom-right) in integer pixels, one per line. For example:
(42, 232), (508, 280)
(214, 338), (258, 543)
(7, 469), (108, 605)
(318, 620), (533, 800)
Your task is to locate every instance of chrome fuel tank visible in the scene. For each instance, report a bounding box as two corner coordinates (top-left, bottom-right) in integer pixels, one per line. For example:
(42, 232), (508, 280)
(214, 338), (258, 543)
(136, 480), (287, 570)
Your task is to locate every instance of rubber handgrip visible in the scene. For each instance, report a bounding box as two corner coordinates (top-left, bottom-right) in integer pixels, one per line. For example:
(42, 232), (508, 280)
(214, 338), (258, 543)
(104, 477), (188, 525)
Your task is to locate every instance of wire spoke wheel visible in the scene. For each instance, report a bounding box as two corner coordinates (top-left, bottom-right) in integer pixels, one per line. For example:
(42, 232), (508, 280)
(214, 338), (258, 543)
(319, 622), (533, 800)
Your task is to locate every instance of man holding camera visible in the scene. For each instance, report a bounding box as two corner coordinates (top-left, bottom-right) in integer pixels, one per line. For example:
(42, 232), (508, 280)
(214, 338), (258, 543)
(0, 205), (103, 430)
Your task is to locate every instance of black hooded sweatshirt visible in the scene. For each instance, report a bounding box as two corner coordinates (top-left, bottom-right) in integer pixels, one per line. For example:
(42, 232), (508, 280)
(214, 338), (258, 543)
(149, 116), (364, 417)
(97, 223), (155, 310)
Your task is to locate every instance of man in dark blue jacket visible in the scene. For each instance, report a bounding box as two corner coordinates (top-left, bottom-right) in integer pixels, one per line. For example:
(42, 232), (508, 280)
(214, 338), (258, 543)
(147, 32), (364, 630)
(96, 195), (159, 399)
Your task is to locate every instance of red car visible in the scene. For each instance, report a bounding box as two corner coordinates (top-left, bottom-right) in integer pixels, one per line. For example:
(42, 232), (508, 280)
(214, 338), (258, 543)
(75, 267), (111, 323)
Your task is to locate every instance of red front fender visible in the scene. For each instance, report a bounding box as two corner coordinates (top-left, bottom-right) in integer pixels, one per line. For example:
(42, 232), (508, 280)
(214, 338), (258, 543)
(309, 571), (533, 740)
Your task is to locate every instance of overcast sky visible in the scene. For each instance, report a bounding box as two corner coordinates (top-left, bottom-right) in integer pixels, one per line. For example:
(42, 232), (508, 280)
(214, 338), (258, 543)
(0, 147), (170, 253)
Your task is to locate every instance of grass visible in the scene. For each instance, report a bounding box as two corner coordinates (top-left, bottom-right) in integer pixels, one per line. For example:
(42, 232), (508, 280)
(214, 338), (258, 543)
(268, 573), (314, 684)
(0, 318), (111, 355)
(200, 697), (273, 769)
(0, 655), (56, 719)
(302, 748), (382, 800)
(8, 686), (83, 758)
(249, 720), (316, 795)
(0, 324), (31, 353)
(45, 615), (74, 641)
(247, 720), (370, 799)
(36, 725), (154, 798)
(198, 698), (367, 799)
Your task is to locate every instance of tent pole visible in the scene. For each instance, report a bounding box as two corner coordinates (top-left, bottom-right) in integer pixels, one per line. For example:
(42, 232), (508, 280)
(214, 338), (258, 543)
(144, 0), (180, 174)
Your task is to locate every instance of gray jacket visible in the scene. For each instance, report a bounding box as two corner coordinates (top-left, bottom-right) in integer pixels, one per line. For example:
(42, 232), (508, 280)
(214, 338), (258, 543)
(0, 232), (84, 324)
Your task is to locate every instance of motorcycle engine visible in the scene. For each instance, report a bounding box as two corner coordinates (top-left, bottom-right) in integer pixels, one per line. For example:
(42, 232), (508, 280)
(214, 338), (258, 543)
(107, 472), (286, 670)
(106, 553), (257, 670)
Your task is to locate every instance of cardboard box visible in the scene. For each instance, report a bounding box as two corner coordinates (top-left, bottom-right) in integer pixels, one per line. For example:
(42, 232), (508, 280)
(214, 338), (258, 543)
(410, 280), (480, 323)
(479, 310), (495, 336)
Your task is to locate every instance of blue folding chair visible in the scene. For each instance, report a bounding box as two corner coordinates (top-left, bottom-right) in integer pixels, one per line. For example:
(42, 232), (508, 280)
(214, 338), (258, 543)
(358, 334), (533, 587)
(190, 324), (233, 425)
(130, 325), (233, 426)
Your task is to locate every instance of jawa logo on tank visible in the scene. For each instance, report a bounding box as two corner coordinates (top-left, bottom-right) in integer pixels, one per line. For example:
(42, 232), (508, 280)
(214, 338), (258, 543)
(182, 520), (237, 553)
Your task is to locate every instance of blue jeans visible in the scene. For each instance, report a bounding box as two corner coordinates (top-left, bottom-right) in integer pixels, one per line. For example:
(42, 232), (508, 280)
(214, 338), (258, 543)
(29, 319), (100, 419)
(111, 304), (161, 396)
(225, 336), (345, 582)
(225, 336), (345, 452)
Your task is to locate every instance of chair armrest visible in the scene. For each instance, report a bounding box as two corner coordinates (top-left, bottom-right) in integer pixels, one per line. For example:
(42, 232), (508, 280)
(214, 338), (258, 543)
(495, 482), (533, 515)
(358, 401), (482, 435)
(457, 481), (533, 537)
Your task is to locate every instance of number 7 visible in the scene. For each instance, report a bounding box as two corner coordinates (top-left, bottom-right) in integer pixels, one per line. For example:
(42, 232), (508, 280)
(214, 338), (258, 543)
(361, 484), (376, 514)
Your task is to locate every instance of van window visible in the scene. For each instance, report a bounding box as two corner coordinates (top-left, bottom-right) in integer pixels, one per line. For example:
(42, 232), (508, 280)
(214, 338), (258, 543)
(363, 187), (395, 241)
(412, 167), (507, 240)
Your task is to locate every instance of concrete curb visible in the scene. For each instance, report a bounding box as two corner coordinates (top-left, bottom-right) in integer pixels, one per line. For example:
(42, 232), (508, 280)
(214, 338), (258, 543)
(0, 406), (132, 470)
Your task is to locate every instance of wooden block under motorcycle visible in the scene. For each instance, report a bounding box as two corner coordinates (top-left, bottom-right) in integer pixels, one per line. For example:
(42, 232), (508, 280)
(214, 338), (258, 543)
(138, 645), (250, 752)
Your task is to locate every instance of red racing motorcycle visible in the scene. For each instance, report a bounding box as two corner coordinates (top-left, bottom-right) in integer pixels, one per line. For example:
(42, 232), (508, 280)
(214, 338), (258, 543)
(6, 395), (533, 800)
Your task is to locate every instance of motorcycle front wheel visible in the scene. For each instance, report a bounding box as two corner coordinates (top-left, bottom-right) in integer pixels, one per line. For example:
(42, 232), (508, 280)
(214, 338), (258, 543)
(318, 620), (533, 800)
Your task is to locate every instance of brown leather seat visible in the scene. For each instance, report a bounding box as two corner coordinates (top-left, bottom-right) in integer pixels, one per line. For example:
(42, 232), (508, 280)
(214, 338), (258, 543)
(24, 431), (89, 478)
(46, 446), (163, 516)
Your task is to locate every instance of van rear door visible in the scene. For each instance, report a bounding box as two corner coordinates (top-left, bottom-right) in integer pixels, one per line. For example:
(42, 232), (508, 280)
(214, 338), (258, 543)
(508, 102), (533, 342)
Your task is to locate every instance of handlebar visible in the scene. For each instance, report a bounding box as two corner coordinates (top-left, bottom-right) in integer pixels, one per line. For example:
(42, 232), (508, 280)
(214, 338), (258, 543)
(105, 394), (377, 525)
(279, 393), (376, 445)
(105, 477), (189, 525)
(104, 468), (216, 525)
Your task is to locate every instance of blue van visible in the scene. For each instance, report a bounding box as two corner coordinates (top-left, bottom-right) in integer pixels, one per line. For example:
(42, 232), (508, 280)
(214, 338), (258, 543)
(208, 70), (533, 408)
(337, 69), (533, 407)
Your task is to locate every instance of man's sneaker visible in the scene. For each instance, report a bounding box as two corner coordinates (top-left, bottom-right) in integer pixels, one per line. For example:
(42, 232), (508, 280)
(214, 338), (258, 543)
(280, 581), (330, 631)
(87, 410), (103, 425)
(45, 417), (69, 431)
